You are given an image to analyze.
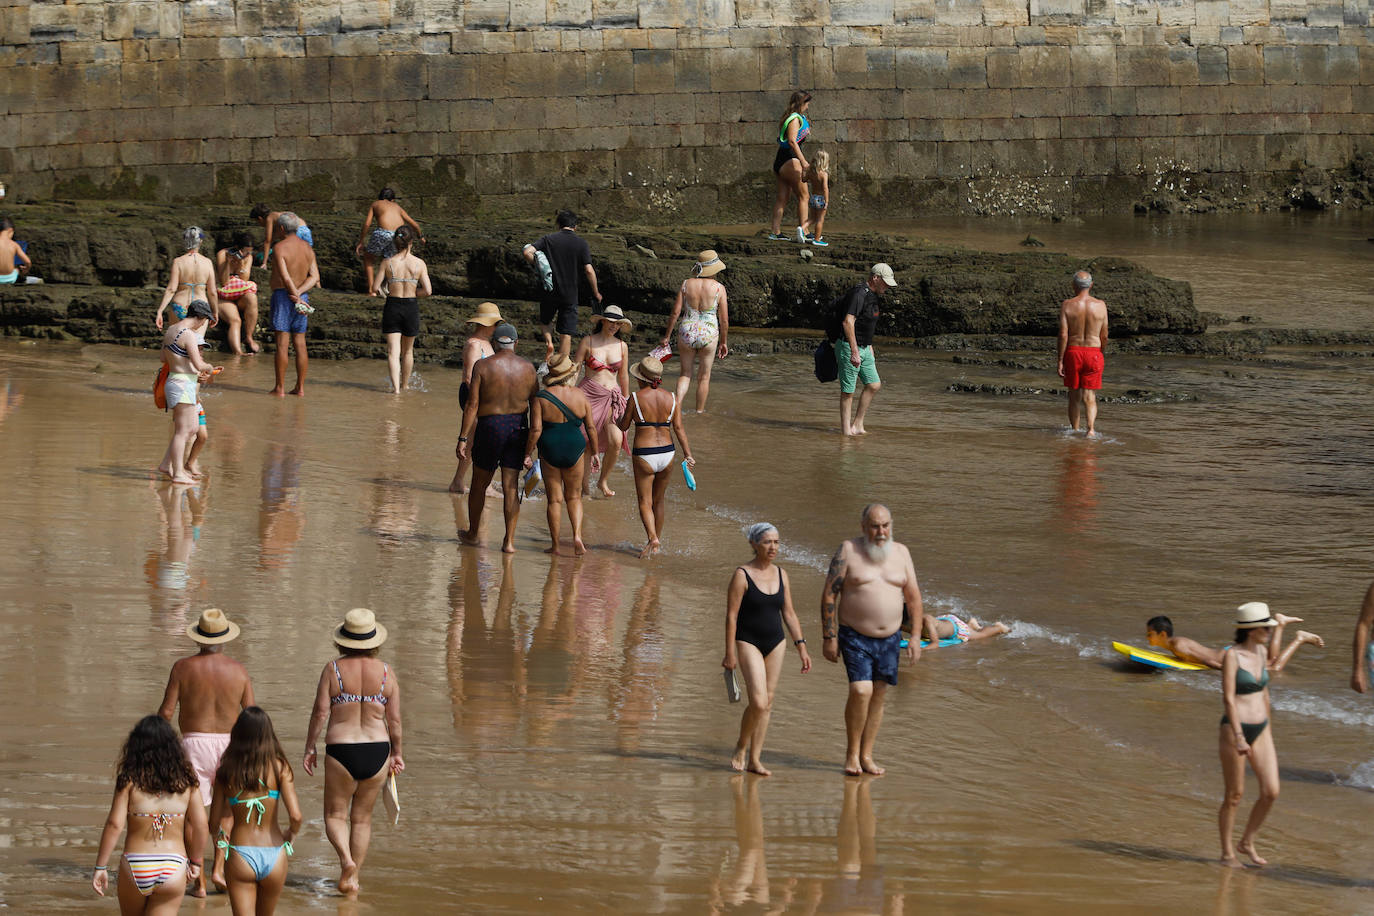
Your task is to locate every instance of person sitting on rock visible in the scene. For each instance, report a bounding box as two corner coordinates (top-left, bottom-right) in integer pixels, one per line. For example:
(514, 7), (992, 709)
(0, 216), (32, 284)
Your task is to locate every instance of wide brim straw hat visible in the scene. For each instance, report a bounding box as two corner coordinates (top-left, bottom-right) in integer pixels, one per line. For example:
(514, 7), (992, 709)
(693, 250), (726, 278)
(465, 302), (503, 326)
(1235, 601), (1278, 628)
(594, 304), (634, 330)
(630, 356), (664, 384)
(186, 608), (240, 645)
(334, 607), (389, 649)
(544, 353), (578, 384)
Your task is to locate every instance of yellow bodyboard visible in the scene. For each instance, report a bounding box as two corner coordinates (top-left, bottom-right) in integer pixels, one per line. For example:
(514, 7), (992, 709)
(1112, 641), (1208, 671)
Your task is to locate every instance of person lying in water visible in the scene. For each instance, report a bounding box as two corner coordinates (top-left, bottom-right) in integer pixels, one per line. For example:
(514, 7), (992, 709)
(921, 613), (1010, 646)
(1146, 614), (1322, 671)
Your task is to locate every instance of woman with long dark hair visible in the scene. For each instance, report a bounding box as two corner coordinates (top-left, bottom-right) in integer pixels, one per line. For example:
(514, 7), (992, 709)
(574, 306), (632, 497)
(92, 715), (209, 914)
(768, 90), (813, 243)
(209, 707), (302, 914)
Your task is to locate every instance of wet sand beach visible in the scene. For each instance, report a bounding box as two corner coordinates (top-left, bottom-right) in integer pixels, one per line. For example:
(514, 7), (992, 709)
(2, 215), (1373, 912)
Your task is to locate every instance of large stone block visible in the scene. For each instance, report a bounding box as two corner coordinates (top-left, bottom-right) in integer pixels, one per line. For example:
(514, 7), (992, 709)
(29, 3), (103, 42)
(737, 0), (829, 27)
(1119, 47), (1171, 85)
(934, 0), (984, 26)
(1329, 44), (1361, 82)
(948, 48), (988, 86)
(832, 0), (896, 25)
(708, 46), (759, 90)
(584, 49), (635, 95)
(1021, 45), (1071, 87)
(985, 48), (1020, 87)
(835, 46), (896, 88)
(1070, 44), (1115, 85)
(896, 48), (949, 88)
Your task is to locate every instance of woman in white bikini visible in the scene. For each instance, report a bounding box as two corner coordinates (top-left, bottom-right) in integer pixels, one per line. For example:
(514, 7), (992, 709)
(617, 357), (695, 559)
(156, 227), (226, 340)
(661, 251), (729, 414)
(574, 306), (632, 497)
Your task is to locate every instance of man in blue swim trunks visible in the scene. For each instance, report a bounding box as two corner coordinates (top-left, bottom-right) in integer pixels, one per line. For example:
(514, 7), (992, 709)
(821, 504), (922, 776)
(268, 213), (319, 397)
(456, 322), (537, 553)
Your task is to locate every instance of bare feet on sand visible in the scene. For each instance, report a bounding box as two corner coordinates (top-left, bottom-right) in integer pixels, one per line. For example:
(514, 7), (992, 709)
(1237, 840), (1268, 866)
(502, 539), (516, 555)
(156, 462), (172, 478)
(731, 748), (748, 772)
(843, 759), (864, 776)
(449, 481), (468, 494)
(1219, 856), (1245, 869)
(338, 861), (359, 894)
(288, 387), (304, 397)
(860, 757), (885, 776)
(458, 529), (481, 547)
(638, 538), (661, 559)
(170, 475), (196, 486)
(598, 482), (616, 498)
(269, 386), (284, 397)
(573, 538), (586, 556)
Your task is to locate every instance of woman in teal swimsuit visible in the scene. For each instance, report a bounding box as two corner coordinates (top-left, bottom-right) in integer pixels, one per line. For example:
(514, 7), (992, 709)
(210, 707), (301, 915)
(1218, 602), (1281, 868)
(525, 353), (598, 556)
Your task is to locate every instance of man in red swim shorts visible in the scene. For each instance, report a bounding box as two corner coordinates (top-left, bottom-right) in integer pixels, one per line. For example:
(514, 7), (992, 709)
(1057, 270), (1109, 437)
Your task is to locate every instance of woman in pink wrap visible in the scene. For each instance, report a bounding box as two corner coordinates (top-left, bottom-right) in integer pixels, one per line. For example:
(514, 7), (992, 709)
(574, 306), (631, 497)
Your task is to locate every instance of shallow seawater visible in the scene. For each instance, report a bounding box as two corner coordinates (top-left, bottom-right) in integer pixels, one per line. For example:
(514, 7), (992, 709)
(2, 212), (1374, 913)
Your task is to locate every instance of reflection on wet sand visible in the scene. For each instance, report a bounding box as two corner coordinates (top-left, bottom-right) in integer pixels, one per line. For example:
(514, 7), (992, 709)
(610, 573), (671, 752)
(1055, 441), (1101, 535)
(709, 776), (793, 913)
(144, 479), (207, 634)
(525, 558), (591, 747)
(447, 550), (524, 742)
(801, 779), (904, 916)
(367, 420), (420, 543)
(258, 442), (305, 570)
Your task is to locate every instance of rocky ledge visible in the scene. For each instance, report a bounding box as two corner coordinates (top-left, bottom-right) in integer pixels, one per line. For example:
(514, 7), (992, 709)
(0, 202), (1203, 362)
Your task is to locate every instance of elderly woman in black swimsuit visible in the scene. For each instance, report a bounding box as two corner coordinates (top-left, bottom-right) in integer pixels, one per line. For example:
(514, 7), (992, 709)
(723, 523), (811, 775)
(524, 353), (598, 556)
(1218, 602), (1282, 868)
(303, 609), (403, 894)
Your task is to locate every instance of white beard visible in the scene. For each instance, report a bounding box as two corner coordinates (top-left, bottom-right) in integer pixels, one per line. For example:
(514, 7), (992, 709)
(862, 538), (892, 563)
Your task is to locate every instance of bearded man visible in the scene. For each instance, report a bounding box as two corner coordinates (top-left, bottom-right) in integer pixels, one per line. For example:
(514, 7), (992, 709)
(820, 503), (923, 776)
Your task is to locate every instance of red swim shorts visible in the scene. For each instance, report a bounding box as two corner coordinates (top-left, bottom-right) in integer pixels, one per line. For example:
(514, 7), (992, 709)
(1062, 346), (1104, 390)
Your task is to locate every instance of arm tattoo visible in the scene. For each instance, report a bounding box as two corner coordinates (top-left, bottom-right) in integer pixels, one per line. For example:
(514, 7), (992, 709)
(821, 546), (846, 639)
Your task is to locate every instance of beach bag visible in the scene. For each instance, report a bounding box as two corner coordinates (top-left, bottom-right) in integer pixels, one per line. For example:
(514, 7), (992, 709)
(153, 363), (169, 410)
(813, 339), (838, 383)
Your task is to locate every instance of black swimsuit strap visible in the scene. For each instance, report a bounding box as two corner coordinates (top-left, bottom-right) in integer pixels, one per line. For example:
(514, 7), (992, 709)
(537, 389), (581, 424)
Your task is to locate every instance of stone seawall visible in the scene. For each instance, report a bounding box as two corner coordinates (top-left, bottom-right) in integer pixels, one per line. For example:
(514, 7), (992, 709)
(3, 1), (1374, 220)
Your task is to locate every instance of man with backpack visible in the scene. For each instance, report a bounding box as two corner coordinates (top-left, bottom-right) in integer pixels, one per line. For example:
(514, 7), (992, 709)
(827, 264), (896, 436)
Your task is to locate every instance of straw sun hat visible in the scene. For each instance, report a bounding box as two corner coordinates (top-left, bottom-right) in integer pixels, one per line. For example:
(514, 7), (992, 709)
(1235, 602), (1278, 629)
(692, 250), (726, 278)
(594, 304), (634, 331)
(186, 608), (240, 645)
(465, 302), (503, 326)
(333, 608), (389, 649)
(544, 353), (578, 384)
(630, 356), (664, 385)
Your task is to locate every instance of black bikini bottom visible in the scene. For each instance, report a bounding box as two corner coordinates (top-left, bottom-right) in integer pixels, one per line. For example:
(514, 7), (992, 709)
(326, 741), (390, 781)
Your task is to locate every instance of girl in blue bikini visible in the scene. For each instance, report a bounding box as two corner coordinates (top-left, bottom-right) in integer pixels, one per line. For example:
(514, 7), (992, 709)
(209, 707), (302, 915)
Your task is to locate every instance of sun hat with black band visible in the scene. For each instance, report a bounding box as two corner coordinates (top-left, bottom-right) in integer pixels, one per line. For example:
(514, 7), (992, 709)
(630, 355), (664, 386)
(186, 608), (240, 645)
(544, 353), (578, 384)
(1235, 601), (1279, 628)
(593, 304), (634, 331)
(334, 608), (389, 649)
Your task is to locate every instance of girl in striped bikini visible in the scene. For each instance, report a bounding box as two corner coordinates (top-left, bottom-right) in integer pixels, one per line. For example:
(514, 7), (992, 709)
(92, 715), (209, 914)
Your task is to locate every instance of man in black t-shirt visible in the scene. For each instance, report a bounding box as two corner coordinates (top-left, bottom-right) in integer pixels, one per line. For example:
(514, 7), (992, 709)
(522, 210), (603, 360)
(834, 263), (896, 436)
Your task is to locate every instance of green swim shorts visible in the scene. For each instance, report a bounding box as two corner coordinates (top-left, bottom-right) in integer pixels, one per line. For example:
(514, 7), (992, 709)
(835, 340), (879, 394)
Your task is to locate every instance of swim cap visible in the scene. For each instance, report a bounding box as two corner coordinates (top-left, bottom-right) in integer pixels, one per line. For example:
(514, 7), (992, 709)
(746, 523), (777, 544)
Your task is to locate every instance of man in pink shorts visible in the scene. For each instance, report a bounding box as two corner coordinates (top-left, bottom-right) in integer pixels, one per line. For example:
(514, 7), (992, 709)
(158, 608), (254, 895)
(1057, 270), (1109, 438)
